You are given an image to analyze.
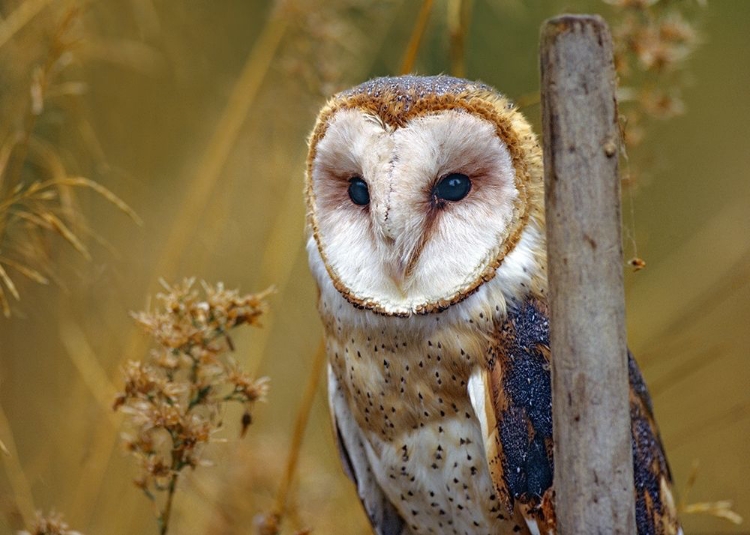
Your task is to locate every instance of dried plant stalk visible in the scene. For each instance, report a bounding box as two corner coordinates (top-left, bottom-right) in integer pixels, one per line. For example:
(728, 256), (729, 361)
(0, 0), (54, 50)
(146, 14), (286, 290)
(400, 0), (434, 74)
(255, 340), (326, 535)
(448, 0), (473, 77)
(0, 404), (35, 526)
(114, 279), (271, 535)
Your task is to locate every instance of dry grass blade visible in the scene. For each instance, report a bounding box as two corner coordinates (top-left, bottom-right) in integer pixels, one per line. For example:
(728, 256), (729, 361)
(648, 343), (728, 398)
(0, 437), (9, 456)
(147, 13), (286, 289)
(8, 209), (53, 229)
(0, 404), (35, 525)
(676, 460), (744, 525)
(73, 220), (122, 259)
(0, 7), (79, 206)
(400, 0), (434, 74)
(0, 258), (50, 284)
(51, 177), (143, 225)
(681, 501), (743, 525)
(0, 286), (10, 317)
(678, 459), (700, 508)
(267, 340), (327, 529)
(250, 175), (307, 373)
(2, 175), (141, 230)
(0, 0), (53, 49)
(667, 400), (750, 449)
(79, 38), (164, 75)
(628, 200), (750, 365)
(0, 263), (20, 301)
(27, 138), (67, 182)
(0, 4), (140, 318)
(68, 421), (118, 523)
(40, 212), (91, 260)
(448, 0), (473, 77)
(60, 321), (120, 420)
(0, 138), (14, 180)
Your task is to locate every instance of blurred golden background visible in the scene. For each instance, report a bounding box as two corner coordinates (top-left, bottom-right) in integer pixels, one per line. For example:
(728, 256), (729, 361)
(0, 1), (748, 534)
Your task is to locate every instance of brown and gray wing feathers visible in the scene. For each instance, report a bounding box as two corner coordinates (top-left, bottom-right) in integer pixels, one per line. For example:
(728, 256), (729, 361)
(471, 297), (680, 535)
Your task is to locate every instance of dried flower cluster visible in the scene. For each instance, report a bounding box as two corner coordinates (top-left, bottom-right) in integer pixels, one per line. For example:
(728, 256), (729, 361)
(603, 0), (704, 270)
(114, 279), (271, 534)
(606, 0), (703, 155)
(17, 511), (83, 535)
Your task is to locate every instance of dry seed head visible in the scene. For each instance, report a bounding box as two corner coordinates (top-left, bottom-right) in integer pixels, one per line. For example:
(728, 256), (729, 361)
(115, 279), (270, 517)
(18, 511), (83, 535)
(605, 0), (702, 190)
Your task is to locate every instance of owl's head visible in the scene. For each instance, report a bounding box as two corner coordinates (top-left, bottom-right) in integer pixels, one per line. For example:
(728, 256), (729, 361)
(305, 76), (545, 317)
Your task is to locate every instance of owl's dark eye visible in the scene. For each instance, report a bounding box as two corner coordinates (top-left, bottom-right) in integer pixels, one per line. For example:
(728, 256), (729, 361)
(434, 173), (471, 202)
(348, 176), (370, 206)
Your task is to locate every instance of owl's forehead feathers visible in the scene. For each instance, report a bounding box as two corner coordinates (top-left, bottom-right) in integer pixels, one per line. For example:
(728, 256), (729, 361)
(341, 74), (492, 98)
(317, 75), (512, 131)
(335, 75), (503, 123)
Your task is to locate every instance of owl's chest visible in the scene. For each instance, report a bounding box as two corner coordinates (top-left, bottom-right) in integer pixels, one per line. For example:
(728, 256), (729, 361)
(325, 313), (481, 441)
(325, 313), (531, 534)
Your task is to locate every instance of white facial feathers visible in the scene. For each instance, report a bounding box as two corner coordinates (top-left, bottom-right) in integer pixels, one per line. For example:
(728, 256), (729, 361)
(309, 108), (522, 316)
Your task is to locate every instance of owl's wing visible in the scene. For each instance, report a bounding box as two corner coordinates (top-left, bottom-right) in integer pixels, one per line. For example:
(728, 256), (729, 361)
(328, 365), (408, 535)
(628, 350), (682, 534)
(467, 297), (556, 534)
(468, 297), (681, 535)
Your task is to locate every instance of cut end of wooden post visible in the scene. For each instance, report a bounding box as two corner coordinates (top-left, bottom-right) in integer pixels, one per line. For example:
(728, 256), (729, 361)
(541, 14), (611, 55)
(542, 13), (608, 35)
(540, 17), (608, 78)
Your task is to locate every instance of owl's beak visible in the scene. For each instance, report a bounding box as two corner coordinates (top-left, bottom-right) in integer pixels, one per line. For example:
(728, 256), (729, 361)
(372, 199), (425, 291)
(386, 239), (425, 293)
(387, 262), (408, 291)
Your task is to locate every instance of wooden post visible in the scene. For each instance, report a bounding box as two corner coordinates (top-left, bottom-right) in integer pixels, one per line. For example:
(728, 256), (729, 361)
(540, 15), (636, 534)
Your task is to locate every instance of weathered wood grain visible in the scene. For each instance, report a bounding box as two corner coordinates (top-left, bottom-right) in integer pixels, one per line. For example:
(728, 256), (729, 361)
(540, 14), (636, 534)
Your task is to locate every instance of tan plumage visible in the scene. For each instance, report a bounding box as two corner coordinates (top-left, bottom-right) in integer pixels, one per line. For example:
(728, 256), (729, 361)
(305, 75), (679, 535)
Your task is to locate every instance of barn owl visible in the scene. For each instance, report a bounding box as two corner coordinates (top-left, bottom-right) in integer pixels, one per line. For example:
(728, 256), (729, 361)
(305, 75), (679, 535)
